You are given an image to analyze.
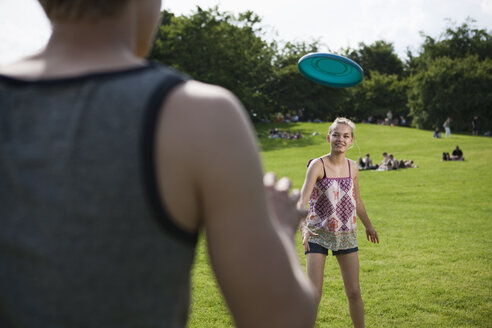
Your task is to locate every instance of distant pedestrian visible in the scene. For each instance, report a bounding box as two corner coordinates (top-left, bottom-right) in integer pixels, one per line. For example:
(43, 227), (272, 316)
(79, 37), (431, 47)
(472, 116), (479, 136)
(443, 118), (452, 138)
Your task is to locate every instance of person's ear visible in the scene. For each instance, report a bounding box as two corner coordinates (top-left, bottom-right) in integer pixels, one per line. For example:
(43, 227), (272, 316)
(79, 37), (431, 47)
(326, 134), (330, 142)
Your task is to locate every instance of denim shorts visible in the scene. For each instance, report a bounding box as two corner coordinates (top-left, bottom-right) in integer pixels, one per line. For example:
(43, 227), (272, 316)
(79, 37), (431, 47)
(305, 242), (358, 256)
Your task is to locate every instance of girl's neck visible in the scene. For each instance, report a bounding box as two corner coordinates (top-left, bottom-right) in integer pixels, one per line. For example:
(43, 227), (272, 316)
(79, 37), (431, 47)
(326, 152), (346, 166)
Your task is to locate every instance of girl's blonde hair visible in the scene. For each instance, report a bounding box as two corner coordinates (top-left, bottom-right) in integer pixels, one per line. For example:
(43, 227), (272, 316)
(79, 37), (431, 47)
(38, 0), (129, 21)
(328, 117), (356, 137)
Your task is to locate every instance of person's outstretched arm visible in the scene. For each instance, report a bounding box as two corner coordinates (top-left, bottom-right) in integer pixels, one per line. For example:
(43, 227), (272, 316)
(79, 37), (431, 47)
(155, 81), (317, 328)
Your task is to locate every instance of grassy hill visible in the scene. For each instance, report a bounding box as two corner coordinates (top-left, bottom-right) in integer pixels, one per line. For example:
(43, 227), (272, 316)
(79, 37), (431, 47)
(189, 122), (492, 327)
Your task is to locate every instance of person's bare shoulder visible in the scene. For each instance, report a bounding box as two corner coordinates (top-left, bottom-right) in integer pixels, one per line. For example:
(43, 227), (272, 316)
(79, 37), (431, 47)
(155, 80), (259, 231)
(348, 158), (359, 178)
(174, 79), (231, 98)
(310, 158), (324, 168)
(162, 80), (254, 154)
(306, 158), (325, 180)
(167, 80), (244, 118)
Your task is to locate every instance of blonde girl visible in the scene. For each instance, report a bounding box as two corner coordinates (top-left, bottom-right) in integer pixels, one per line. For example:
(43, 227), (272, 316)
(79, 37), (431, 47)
(299, 117), (379, 328)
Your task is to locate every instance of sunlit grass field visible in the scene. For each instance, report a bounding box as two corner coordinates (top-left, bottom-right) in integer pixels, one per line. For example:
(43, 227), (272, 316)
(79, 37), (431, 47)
(188, 122), (492, 328)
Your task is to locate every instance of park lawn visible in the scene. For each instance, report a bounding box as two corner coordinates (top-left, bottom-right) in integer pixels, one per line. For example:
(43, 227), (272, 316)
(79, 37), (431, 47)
(188, 122), (492, 328)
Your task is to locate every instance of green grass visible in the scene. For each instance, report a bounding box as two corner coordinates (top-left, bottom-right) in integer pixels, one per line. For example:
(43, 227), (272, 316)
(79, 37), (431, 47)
(188, 122), (492, 328)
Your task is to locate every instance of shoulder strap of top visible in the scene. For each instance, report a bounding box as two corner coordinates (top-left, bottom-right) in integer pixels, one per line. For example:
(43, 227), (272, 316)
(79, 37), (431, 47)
(319, 157), (327, 179)
(347, 159), (352, 178)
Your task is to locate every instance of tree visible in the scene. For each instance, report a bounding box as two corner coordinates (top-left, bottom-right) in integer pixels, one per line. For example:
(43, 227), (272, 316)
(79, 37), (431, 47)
(407, 55), (492, 131)
(408, 18), (492, 74)
(348, 71), (407, 122)
(406, 19), (492, 131)
(345, 41), (404, 79)
(148, 10), (491, 129)
(149, 7), (276, 116)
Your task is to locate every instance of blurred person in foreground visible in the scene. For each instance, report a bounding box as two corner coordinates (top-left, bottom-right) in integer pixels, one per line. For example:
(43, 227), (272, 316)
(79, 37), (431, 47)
(0, 1), (316, 327)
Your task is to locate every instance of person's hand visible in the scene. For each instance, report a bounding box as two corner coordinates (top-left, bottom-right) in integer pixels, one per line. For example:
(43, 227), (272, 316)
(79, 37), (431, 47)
(302, 227), (319, 252)
(264, 172), (307, 237)
(366, 226), (379, 244)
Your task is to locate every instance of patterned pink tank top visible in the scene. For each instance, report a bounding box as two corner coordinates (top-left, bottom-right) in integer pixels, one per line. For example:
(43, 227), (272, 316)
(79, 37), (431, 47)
(306, 158), (357, 251)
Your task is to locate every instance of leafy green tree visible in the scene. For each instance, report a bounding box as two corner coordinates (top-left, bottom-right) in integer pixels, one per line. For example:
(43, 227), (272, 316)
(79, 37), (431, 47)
(149, 7), (275, 117)
(336, 41), (406, 121)
(345, 41), (404, 79)
(148, 9), (491, 131)
(406, 19), (492, 131)
(422, 19), (492, 60)
(348, 71), (407, 122)
(407, 55), (492, 131)
(408, 18), (492, 74)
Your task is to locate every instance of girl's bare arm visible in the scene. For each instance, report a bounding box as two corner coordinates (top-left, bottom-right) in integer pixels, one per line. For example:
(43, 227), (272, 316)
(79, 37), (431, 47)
(298, 160), (323, 232)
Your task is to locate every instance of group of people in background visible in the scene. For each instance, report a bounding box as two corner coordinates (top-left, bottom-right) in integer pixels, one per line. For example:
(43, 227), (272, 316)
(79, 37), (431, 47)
(378, 152), (416, 170)
(358, 152), (416, 171)
(362, 111), (407, 126)
(267, 128), (302, 140)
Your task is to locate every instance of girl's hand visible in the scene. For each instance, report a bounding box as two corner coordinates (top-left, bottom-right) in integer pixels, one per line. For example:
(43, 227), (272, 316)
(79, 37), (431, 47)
(366, 227), (379, 244)
(302, 228), (319, 252)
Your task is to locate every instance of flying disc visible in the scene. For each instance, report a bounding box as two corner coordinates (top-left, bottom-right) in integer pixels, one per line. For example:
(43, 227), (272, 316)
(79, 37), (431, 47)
(298, 52), (364, 88)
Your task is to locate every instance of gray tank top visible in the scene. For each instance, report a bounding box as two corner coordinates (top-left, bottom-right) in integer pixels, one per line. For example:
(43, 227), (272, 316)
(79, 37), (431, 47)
(0, 64), (197, 328)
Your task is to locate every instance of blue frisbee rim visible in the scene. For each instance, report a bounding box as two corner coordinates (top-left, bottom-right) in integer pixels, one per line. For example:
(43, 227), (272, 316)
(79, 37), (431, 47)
(298, 52), (364, 88)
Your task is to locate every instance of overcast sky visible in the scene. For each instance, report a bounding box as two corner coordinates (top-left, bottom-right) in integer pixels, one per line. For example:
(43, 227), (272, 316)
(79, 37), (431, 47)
(1, 0), (491, 65)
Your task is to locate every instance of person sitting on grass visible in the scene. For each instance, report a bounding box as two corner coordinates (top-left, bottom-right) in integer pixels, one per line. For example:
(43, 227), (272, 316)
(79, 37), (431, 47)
(433, 127), (442, 138)
(450, 146), (465, 161)
(359, 153), (378, 170)
(377, 152), (392, 171)
(399, 159), (417, 168)
(389, 154), (399, 170)
(358, 157), (365, 169)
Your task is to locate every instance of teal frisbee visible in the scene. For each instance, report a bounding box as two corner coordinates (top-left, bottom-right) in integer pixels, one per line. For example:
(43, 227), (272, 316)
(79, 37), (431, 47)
(298, 52), (364, 88)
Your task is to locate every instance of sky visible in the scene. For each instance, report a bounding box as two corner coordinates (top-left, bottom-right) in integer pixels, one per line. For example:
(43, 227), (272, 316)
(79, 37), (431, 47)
(1, 0), (491, 66)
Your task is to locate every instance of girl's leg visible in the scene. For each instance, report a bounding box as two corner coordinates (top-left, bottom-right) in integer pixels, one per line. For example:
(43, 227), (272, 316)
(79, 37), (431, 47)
(306, 253), (327, 308)
(336, 252), (364, 328)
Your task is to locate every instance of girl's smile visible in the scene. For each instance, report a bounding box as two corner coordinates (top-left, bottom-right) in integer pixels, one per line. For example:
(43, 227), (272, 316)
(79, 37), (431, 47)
(328, 124), (353, 153)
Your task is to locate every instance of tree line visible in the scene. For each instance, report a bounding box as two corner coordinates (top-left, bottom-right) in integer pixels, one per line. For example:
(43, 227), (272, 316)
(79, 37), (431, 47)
(149, 7), (492, 133)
